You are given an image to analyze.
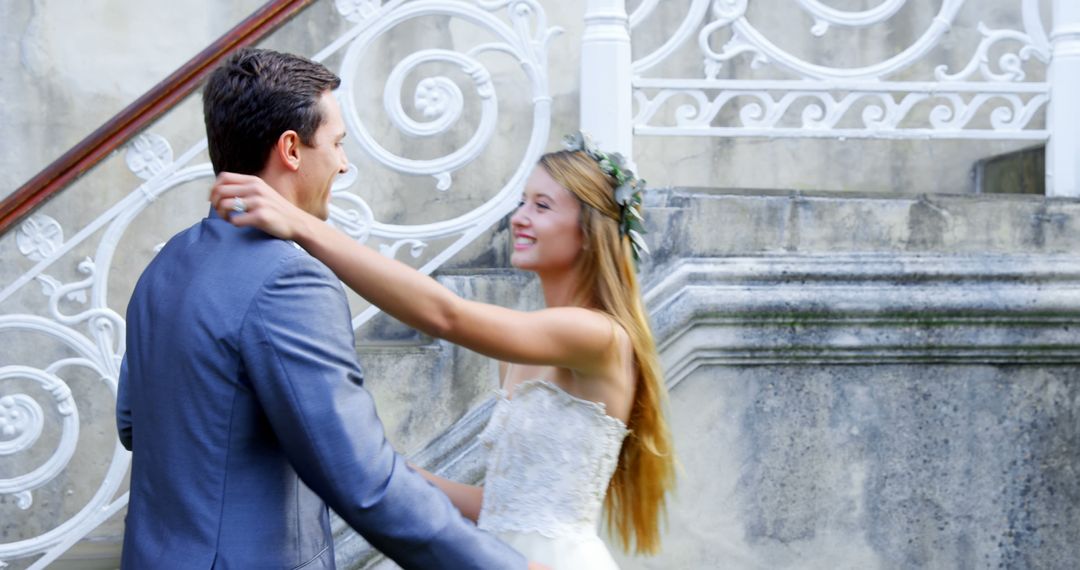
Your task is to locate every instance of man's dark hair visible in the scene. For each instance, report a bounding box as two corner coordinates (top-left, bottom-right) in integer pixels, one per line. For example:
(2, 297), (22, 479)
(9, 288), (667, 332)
(203, 48), (341, 175)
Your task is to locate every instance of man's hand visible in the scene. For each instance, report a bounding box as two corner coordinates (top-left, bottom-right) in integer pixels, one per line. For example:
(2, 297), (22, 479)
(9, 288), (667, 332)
(527, 563), (551, 570)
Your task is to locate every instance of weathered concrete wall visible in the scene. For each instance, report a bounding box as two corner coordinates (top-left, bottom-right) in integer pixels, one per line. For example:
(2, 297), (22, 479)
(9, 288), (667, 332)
(632, 363), (1079, 569)
(0, 0), (266, 197)
(607, 189), (1080, 569)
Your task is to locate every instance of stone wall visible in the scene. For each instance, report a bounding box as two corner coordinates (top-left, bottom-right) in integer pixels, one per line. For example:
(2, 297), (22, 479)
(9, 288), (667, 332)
(1, 0), (265, 197)
(615, 189), (1080, 568)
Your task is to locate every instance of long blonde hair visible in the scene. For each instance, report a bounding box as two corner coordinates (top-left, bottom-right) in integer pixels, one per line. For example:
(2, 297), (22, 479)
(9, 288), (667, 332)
(538, 150), (675, 555)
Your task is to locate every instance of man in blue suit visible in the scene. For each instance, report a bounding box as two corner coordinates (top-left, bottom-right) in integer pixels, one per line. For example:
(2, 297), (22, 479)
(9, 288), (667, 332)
(117, 48), (531, 569)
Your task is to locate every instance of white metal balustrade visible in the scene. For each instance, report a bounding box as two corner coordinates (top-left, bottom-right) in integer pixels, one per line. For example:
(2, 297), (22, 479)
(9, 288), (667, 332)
(582, 0), (1080, 196)
(0, 1), (556, 567)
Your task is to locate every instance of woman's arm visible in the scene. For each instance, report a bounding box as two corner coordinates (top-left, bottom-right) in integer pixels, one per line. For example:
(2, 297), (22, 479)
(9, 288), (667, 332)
(211, 173), (617, 373)
(412, 465), (484, 522)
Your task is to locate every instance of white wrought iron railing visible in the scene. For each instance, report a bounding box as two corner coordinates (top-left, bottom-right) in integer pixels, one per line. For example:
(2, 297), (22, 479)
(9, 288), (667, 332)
(0, 1), (557, 567)
(582, 0), (1080, 196)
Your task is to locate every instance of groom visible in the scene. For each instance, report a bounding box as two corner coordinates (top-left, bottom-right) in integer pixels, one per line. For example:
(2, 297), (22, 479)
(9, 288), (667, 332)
(116, 48), (530, 569)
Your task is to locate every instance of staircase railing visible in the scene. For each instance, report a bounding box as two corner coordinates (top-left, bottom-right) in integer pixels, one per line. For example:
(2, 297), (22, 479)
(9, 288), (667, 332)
(582, 0), (1080, 197)
(0, 1), (557, 567)
(0, 0), (318, 236)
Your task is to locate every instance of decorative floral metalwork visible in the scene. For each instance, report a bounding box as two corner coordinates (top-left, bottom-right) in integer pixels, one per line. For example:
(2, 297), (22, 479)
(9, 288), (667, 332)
(336, 0), (558, 198)
(796, 0), (908, 36)
(16, 215), (63, 262)
(336, 0), (385, 23)
(0, 394), (45, 455)
(379, 239), (428, 259)
(125, 133), (174, 180)
(0, 3), (558, 565)
(630, 0), (1052, 140)
(633, 87), (1050, 140)
(0, 315), (121, 568)
(330, 0), (558, 328)
(328, 164), (375, 242)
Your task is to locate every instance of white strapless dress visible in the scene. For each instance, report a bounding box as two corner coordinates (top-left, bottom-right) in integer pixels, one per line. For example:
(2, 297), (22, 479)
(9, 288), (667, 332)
(477, 379), (629, 570)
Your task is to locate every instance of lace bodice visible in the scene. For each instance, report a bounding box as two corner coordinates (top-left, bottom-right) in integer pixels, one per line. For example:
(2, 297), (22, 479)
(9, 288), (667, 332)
(476, 379), (628, 538)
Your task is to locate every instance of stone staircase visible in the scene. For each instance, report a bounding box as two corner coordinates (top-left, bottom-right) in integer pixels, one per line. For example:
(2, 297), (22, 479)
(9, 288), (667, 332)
(328, 187), (1080, 569)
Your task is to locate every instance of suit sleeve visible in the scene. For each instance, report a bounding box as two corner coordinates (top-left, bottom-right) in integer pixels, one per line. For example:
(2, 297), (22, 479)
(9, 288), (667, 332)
(116, 355), (133, 451)
(238, 253), (525, 570)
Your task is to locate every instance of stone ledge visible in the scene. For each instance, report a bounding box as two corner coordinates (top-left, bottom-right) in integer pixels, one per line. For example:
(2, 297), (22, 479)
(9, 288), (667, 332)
(645, 255), (1080, 386)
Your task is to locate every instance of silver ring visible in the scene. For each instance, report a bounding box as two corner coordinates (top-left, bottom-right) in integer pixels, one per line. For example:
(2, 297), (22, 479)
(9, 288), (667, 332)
(231, 197), (247, 215)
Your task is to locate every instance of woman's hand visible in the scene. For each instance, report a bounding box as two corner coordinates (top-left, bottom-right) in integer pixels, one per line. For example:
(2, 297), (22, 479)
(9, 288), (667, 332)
(210, 172), (309, 240)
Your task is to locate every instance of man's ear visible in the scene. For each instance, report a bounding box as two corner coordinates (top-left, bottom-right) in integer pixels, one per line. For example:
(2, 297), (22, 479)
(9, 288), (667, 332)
(274, 130), (302, 172)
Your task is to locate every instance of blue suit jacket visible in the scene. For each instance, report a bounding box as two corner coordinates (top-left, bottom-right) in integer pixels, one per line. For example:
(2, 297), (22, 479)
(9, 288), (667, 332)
(117, 210), (523, 569)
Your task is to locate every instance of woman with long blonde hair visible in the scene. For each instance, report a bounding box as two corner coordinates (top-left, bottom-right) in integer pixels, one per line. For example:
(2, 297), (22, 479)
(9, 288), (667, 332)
(211, 133), (675, 567)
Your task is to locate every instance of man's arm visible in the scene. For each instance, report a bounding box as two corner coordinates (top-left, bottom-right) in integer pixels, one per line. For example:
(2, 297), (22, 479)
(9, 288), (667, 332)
(116, 356), (133, 451)
(238, 253), (525, 570)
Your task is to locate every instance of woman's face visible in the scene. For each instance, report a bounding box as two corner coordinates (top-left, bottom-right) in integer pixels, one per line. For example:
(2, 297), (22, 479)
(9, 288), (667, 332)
(509, 166), (584, 274)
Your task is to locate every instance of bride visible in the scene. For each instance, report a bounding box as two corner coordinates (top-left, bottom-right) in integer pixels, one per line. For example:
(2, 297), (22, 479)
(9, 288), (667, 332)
(211, 133), (675, 568)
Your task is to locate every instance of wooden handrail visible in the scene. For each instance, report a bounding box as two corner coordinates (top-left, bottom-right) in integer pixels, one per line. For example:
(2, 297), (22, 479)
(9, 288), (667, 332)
(0, 0), (317, 235)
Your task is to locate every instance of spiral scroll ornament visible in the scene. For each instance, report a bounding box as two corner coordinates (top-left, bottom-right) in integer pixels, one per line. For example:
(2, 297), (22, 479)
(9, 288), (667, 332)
(631, 0), (1050, 140)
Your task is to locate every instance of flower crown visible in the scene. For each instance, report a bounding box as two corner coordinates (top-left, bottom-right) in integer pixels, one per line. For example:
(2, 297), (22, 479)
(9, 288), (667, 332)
(561, 131), (649, 265)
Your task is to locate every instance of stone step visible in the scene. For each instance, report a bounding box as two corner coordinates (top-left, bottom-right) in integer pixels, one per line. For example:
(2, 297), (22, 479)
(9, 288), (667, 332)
(640, 187), (1078, 273)
(974, 145), (1045, 195)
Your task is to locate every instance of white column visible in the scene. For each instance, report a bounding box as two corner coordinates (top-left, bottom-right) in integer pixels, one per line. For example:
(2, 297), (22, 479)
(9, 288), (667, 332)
(1047, 0), (1080, 197)
(581, 0), (634, 163)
